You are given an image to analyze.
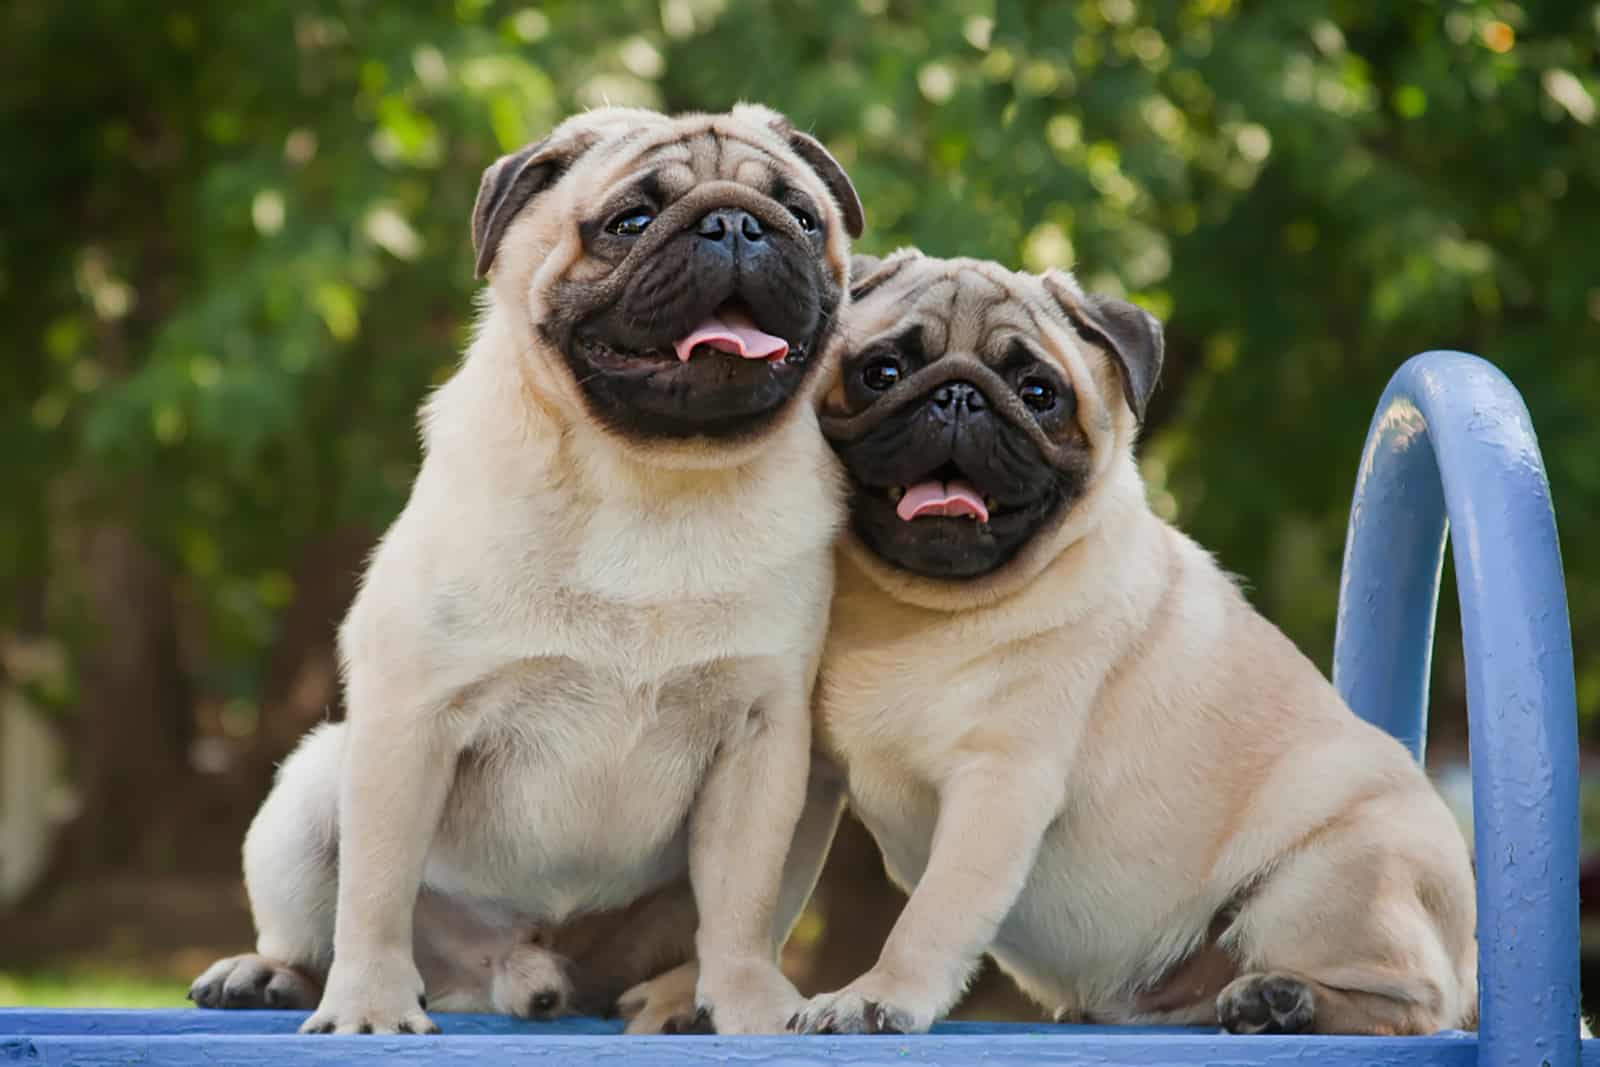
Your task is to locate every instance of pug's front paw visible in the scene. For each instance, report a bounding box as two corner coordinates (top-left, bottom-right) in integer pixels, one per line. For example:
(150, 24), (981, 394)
(696, 958), (802, 1035)
(299, 952), (438, 1035)
(788, 974), (936, 1035)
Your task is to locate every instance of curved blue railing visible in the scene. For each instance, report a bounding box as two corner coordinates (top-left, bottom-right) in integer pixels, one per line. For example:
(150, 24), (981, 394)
(1333, 351), (1581, 1067)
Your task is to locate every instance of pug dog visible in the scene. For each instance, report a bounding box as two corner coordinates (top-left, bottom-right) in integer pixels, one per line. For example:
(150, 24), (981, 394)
(789, 251), (1477, 1036)
(189, 104), (864, 1036)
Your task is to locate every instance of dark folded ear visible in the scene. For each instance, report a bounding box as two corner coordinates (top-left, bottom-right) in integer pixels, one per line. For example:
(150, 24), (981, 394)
(850, 252), (883, 277)
(1042, 271), (1164, 422)
(472, 131), (599, 277)
(848, 247), (922, 302)
(767, 117), (865, 239)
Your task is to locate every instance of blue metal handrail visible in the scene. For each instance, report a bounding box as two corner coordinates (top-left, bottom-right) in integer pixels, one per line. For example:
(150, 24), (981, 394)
(1333, 350), (1581, 1067)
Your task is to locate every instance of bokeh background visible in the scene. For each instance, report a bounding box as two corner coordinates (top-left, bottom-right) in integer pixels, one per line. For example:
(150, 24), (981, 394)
(3, 0), (1598, 1017)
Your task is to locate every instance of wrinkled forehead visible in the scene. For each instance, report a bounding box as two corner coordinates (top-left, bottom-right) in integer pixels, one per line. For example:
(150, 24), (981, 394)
(853, 262), (1063, 362)
(573, 115), (823, 207)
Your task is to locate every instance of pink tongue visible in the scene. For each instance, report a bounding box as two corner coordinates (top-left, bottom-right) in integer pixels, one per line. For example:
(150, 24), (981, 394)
(896, 479), (989, 522)
(673, 306), (789, 363)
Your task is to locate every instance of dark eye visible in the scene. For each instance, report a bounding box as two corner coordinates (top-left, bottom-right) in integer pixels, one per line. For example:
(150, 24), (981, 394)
(789, 206), (817, 233)
(1019, 377), (1056, 411)
(606, 208), (655, 237)
(861, 356), (901, 391)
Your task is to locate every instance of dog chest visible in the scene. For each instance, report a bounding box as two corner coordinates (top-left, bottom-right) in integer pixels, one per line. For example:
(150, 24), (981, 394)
(819, 629), (1028, 791)
(422, 652), (761, 919)
(429, 530), (832, 682)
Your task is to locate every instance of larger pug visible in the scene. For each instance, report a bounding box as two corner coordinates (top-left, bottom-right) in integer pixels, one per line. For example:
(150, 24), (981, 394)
(791, 251), (1477, 1036)
(189, 104), (864, 1035)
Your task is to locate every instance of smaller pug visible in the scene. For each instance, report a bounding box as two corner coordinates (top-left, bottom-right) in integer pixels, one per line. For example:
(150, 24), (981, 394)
(791, 251), (1477, 1036)
(194, 880), (701, 1023)
(407, 893), (584, 1019)
(406, 881), (701, 1020)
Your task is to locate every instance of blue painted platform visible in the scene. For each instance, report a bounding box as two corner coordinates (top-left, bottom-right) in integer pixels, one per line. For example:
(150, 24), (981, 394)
(3, 352), (1589, 1066)
(0, 1009), (1573, 1066)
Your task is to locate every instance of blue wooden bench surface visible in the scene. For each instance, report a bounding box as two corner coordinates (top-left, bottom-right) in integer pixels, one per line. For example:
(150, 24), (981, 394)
(4, 352), (1589, 1067)
(0, 1009), (1524, 1066)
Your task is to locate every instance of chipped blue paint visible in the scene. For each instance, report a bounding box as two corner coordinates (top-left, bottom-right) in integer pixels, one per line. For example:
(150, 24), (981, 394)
(5, 351), (1585, 1065)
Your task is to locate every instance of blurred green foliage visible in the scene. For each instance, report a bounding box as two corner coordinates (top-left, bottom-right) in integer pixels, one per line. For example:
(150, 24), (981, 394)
(2, 0), (1597, 725)
(0, 970), (189, 1008)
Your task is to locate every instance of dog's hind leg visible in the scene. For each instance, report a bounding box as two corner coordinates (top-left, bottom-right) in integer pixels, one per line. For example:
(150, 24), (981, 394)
(189, 723), (343, 1010)
(1217, 788), (1477, 1035)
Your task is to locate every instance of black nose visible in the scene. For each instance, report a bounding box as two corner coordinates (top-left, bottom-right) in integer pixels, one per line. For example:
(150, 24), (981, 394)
(930, 382), (986, 417)
(696, 208), (765, 244)
(530, 991), (560, 1015)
